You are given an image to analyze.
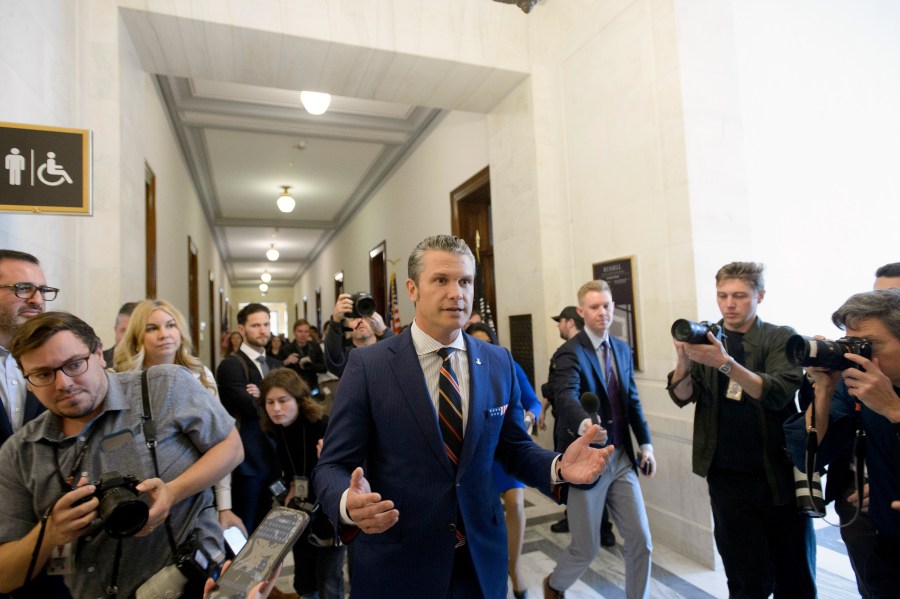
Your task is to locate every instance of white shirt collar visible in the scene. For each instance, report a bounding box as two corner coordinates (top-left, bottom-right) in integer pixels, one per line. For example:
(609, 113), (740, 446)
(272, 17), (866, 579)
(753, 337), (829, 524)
(240, 342), (265, 362)
(583, 327), (610, 351)
(410, 320), (467, 357)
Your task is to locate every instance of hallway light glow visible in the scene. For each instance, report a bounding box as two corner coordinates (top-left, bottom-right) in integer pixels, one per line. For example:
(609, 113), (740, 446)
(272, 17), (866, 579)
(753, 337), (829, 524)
(276, 185), (295, 213)
(259, 283), (269, 292)
(300, 91), (331, 115)
(266, 244), (279, 261)
(261, 271), (272, 283)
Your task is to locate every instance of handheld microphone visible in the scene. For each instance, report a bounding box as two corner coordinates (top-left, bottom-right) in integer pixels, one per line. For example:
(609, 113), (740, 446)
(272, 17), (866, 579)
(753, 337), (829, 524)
(580, 392), (601, 425)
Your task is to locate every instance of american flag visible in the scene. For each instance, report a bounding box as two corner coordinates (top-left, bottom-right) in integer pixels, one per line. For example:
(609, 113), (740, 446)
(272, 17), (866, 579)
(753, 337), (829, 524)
(388, 272), (402, 333)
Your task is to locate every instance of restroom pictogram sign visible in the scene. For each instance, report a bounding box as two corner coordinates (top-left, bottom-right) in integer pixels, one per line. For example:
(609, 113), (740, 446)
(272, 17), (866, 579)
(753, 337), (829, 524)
(1, 122), (92, 215)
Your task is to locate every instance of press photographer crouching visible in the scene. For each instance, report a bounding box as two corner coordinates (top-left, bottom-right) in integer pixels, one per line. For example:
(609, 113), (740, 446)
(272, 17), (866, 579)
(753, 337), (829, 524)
(257, 368), (344, 599)
(0, 312), (243, 597)
(784, 288), (900, 598)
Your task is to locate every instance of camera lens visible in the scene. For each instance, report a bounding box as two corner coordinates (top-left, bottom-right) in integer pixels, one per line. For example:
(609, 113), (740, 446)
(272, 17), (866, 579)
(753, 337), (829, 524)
(785, 335), (849, 370)
(99, 487), (149, 538)
(671, 319), (714, 344)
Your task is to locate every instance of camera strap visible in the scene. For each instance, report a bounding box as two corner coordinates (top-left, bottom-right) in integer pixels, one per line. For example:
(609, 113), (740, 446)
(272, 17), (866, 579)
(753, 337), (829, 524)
(140, 370), (178, 554)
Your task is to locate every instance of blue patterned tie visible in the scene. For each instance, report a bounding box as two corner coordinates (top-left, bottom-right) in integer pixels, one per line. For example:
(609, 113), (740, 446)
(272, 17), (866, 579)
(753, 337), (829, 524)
(437, 347), (463, 469)
(603, 340), (624, 447)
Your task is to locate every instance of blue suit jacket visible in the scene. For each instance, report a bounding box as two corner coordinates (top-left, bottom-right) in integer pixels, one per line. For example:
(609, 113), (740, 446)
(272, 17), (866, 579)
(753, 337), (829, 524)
(0, 391), (43, 447)
(313, 329), (559, 599)
(553, 331), (651, 465)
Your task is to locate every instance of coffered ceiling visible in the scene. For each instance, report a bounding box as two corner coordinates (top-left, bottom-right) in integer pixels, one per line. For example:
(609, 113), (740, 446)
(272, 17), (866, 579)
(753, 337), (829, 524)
(121, 6), (530, 291)
(155, 75), (442, 288)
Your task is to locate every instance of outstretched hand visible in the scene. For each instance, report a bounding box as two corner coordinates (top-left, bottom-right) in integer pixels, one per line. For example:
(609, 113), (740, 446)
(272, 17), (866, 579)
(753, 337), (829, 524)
(345, 467), (399, 534)
(559, 424), (614, 484)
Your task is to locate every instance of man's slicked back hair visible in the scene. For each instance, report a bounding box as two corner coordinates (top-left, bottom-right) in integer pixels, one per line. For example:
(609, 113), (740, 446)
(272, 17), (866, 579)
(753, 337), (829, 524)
(408, 235), (475, 284)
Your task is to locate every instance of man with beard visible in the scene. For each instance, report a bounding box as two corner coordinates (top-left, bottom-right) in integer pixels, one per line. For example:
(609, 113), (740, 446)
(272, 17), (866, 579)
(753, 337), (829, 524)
(216, 303), (281, 532)
(0, 250), (58, 447)
(0, 251), (65, 597)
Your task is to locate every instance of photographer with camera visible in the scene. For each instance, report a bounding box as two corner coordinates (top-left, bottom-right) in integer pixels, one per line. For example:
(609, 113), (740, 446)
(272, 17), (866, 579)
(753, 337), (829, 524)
(257, 368), (344, 599)
(667, 262), (814, 599)
(0, 312), (243, 597)
(324, 292), (392, 378)
(784, 287), (900, 597)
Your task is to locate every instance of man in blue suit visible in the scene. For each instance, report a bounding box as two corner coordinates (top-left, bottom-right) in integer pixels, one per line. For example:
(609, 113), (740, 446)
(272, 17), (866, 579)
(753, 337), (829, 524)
(546, 280), (655, 599)
(313, 235), (613, 599)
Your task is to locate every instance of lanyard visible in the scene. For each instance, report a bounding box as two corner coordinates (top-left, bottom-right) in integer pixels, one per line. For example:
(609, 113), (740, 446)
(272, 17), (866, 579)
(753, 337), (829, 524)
(52, 416), (104, 493)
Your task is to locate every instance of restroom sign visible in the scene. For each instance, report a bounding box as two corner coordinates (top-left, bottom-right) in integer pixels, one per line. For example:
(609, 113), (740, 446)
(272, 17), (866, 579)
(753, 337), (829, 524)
(0, 122), (91, 215)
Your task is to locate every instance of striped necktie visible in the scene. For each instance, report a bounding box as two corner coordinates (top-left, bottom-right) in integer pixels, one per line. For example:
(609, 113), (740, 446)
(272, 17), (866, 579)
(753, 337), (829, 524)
(437, 347), (463, 469)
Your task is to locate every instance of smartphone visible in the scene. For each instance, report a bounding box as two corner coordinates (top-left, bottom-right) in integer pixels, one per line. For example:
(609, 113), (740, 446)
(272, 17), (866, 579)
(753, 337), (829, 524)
(223, 526), (247, 555)
(209, 507), (310, 599)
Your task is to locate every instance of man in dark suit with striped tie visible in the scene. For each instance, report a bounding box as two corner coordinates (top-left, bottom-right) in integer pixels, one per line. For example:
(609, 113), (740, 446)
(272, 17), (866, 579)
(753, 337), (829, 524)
(314, 235), (613, 599)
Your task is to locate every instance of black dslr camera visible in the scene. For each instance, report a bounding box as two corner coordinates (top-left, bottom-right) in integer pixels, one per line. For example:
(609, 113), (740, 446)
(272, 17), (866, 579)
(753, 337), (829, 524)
(785, 335), (873, 370)
(345, 292), (376, 319)
(90, 471), (149, 538)
(670, 319), (724, 345)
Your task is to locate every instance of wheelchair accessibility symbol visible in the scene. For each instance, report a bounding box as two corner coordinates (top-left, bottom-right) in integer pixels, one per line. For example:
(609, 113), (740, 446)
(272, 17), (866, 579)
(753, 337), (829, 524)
(36, 152), (73, 186)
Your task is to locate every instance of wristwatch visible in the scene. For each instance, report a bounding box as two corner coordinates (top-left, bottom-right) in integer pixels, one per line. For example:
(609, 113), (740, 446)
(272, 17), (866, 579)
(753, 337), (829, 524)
(718, 357), (734, 375)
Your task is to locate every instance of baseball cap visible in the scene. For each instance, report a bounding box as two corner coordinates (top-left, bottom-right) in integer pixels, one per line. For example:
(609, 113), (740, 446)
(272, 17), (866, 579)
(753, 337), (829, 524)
(552, 306), (583, 323)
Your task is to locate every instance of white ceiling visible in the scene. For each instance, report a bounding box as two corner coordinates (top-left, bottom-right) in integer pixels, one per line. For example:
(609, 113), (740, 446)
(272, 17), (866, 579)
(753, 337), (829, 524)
(156, 75), (443, 288)
(121, 6), (530, 290)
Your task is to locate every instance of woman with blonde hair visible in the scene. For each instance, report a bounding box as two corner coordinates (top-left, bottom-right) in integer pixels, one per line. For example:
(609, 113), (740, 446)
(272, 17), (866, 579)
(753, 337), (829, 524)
(114, 299), (247, 535)
(114, 299), (215, 392)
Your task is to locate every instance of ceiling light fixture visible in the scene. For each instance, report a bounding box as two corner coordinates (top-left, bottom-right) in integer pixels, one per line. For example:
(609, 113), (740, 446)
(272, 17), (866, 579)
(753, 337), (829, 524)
(266, 244), (280, 261)
(259, 283), (269, 292)
(261, 271), (272, 283)
(276, 185), (295, 213)
(300, 91), (331, 115)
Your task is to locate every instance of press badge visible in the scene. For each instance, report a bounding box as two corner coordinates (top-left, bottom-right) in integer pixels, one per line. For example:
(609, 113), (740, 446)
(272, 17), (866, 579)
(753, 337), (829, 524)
(293, 476), (310, 500)
(47, 542), (74, 575)
(725, 380), (743, 401)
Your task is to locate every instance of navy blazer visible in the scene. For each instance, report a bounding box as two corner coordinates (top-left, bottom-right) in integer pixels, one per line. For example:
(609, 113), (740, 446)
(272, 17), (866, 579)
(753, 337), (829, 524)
(553, 331), (651, 464)
(0, 390), (44, 448)
(216, 350), (280, 478)
(313, 329), (559, 599)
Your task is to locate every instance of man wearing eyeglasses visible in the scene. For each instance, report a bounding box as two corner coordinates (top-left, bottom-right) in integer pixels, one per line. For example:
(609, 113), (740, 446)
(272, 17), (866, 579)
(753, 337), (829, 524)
(0, 312), (243, 597)
(0, 250), (59, 449)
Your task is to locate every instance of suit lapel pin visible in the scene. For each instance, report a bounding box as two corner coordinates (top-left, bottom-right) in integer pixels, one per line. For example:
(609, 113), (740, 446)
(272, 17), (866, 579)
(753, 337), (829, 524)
(475, 358), (482, 365)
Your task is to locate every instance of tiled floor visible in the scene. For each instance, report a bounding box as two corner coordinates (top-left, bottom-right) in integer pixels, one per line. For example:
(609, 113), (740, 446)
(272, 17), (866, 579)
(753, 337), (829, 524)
(276, 487), (860, 598)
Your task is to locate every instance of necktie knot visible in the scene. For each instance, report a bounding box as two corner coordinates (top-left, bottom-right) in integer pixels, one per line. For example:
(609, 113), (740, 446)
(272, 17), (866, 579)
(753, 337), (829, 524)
(438, 347), (455, 361)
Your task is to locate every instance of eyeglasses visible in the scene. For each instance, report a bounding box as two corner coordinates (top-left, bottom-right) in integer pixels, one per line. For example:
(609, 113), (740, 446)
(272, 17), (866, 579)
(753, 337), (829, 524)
(24, 353), (92, 386)
(0, 282), (59, 301)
